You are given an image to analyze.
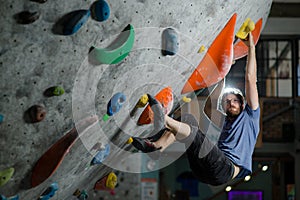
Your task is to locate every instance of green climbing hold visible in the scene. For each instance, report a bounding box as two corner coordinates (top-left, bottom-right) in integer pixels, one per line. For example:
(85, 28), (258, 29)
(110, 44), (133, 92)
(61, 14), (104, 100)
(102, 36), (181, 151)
(53, 86), (65, 96)
(0, 167), (14, 187)
(44, 86), (64, 97)
(102, 114), (109, 121)
(90, 24), (135, 64)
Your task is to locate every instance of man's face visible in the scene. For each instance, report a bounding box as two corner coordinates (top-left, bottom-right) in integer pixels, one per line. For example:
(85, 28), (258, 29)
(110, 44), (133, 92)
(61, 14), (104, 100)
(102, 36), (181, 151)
(222, 94), (242, 118)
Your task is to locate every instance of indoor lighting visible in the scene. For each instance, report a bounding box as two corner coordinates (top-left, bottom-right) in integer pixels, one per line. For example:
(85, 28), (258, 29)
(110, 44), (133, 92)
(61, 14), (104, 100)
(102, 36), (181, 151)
(244, 175), (251, 181)
(262, 165), (268, 171)
(225, 186), (232, 192)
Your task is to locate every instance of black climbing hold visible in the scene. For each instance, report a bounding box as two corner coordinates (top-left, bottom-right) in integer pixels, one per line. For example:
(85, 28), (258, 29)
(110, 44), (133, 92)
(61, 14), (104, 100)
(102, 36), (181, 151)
(14, 11), (40, 24)
(24, 105), (46, 123)
(30, 0), (47, 3)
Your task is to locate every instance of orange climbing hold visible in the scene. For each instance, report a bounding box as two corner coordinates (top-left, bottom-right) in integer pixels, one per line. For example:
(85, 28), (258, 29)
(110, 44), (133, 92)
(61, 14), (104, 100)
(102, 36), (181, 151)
(137, 87), (173, 125)
(181, 13), (237, 94)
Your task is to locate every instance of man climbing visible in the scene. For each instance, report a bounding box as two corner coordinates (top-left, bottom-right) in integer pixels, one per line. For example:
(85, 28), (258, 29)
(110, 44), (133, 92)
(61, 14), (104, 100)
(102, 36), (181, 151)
(131, 32), (260, 186)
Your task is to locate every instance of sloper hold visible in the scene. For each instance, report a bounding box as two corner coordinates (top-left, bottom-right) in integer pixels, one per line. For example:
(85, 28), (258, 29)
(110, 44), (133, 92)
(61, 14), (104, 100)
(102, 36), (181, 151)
(162, 27), (179, 56)
(90, 24), (135, 64)
(181, 13), (237, 94)
(63, 10), (90, 35)
(90, 0), (110, 22)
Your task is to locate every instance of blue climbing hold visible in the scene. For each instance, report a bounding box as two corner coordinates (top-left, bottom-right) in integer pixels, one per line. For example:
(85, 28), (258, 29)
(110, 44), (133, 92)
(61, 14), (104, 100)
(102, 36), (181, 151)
(0, 114), (3, 123)
(90, 0), (110, 22)
(162, 27), (179, 56)
(0, 195), (19, 200)
(38, 182), (59, 200)
(63, 10), (90, 35)
(91, 144), (110, 165)
(107, 92), (126, 116)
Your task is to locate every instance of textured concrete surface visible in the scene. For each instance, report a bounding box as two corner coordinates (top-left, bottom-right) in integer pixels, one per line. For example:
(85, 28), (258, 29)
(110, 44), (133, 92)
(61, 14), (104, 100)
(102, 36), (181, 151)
(0, 0), (272, 199)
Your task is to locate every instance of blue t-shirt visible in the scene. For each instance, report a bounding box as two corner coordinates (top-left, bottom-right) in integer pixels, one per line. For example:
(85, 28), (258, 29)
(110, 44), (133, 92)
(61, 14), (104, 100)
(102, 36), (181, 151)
(218, 104), (260, 178)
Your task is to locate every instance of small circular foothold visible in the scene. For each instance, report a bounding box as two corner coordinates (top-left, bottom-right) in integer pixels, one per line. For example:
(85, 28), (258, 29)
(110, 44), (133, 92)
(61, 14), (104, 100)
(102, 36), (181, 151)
(29, 105), (46, 123)
(126, 137), (133, 144)
(182, 96), (191, 103)
(102, 114), (109, 121)
(197, 45), (206, 53)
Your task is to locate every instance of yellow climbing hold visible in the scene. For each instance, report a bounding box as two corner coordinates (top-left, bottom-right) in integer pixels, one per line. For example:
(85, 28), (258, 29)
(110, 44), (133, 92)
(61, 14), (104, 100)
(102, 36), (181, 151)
(0, 167), (14, 187)
(236, 18), (255, 40)
(198, 45), (206, 53)
(137, 94), (148, 108)
(126, 137), (133, 144)
(106, 172), (117, 189)
(182, 96), (191, 103)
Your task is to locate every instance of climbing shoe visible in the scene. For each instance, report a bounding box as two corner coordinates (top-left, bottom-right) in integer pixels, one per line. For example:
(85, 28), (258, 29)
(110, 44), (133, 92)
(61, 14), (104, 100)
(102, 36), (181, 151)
(132, 137), (161, 153)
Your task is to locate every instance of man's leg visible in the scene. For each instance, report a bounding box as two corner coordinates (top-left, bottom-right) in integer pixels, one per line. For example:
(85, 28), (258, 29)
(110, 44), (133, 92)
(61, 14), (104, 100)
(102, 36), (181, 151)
(164, 115), (191, 141)
(132, 94), (192, 153)
(152, 130), (176, 151)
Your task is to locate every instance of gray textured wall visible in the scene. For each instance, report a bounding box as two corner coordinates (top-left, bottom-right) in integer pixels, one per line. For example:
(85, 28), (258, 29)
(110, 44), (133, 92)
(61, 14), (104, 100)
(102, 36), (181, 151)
(0, 0), (272, 199)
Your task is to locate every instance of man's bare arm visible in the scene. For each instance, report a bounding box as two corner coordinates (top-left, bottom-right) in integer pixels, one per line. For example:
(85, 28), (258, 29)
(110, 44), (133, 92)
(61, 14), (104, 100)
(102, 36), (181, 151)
(204, 79), (225, 129)
(244, 33), (259, 110)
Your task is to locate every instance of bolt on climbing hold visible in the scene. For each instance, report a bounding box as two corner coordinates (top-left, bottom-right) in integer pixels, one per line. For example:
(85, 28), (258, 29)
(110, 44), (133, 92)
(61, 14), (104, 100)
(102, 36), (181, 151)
(103, 92), (126, 121)
(0, 114), (3, 124)
(94, 172), (118, 191)
(14, 11), (40, 24)
(162, 27), (179, 56)
(182, 96), (191, 103)
(236, 18), (255, 40)
(38, 182), (58, 200)
(197, 45), (206, 53)
(25, 105), (46, 123)
(126, 137), (133, 144)
(44, 86), (64, 97)
(130, 94), (149, 117)
(0, 167), (15, 187)
(90, 0), (110, 22)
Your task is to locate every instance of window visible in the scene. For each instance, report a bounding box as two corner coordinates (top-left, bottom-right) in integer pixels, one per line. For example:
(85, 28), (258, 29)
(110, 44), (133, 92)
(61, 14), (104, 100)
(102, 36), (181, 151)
(257, 40), (293, 97)
(228, 37), (300, 97)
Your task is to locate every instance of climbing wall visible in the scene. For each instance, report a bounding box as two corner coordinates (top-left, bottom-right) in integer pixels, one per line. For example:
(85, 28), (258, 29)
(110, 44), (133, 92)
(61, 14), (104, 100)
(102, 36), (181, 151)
(0, 0), (272, 199)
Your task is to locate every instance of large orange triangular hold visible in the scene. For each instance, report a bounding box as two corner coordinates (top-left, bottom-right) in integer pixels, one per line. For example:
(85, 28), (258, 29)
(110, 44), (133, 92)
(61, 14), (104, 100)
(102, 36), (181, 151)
(137, 87), (173, 125)
(233, 18), (262, 60)
(181, 13), (237, 94)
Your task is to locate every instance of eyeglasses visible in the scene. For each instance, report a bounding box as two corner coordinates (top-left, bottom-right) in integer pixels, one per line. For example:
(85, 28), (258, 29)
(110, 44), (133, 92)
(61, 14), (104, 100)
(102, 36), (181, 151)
(223, 99), (240, 105)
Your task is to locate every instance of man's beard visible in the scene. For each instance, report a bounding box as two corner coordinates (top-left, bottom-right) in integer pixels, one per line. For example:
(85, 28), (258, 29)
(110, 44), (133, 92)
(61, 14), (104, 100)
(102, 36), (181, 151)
(226, 107), (241, 118)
